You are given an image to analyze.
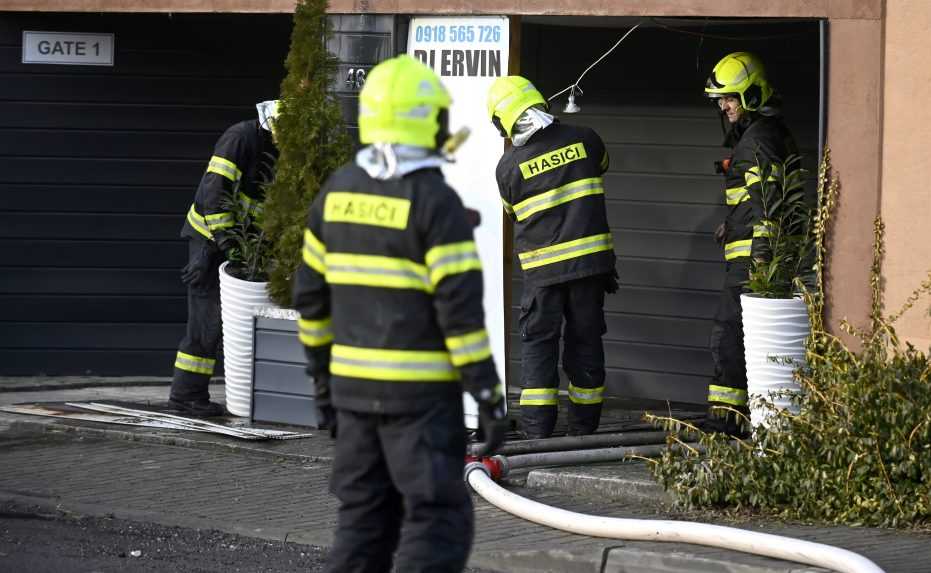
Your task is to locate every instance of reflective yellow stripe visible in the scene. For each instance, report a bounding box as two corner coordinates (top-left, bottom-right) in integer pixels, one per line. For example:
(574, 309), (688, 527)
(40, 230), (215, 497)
(568, 383), (604, 405)
(708, 384), (748, 406)
(205, 211), (234, 231)
(325, 253), (431, 292)
(330, 344), (457, 382)
(600, 152), (609, 171)
(745, 165), (779, 187)
(425, 241), (482, 286)
(518, 232), (613, 270)
(445, 329), (491, 367)
(753, 219), (774, 238)
(186, 204), (213, 240)
(725, 186), (750, 205)
(239, 193), (264, 220)
(520, 387), (558, 406)
(724, 239), (752, 260)
(206, 155), (242, 182)
(513, 177), (604, 222)
(174, 351), (216, 375)
(298, 317), (333, 347)
(501, 198), (515, 218)
(302, 229), (326, 274)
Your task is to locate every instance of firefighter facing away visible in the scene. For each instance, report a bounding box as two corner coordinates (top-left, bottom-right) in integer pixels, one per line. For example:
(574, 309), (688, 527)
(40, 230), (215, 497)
(488, 76), (618, 439)
(293, 55), (507, 573)
(169, 100), (280, 417)
(704, 52), (799, 435)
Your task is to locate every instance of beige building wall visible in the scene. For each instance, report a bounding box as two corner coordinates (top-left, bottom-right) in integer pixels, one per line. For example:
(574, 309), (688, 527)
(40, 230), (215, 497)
(880, 0), (931, 350)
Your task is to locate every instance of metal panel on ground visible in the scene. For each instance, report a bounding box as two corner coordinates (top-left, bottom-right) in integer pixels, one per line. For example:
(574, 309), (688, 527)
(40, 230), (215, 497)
(0, 12), (292, 375)
(513, 19), (821, 404)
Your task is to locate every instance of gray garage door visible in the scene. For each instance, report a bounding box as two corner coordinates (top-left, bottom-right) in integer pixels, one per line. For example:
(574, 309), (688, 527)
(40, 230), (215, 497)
(0, 12), (292, 375)
(511, 18), (821, 404)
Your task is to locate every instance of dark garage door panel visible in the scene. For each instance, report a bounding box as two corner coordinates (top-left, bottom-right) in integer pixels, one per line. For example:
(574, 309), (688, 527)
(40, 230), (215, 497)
(0, 102), (250, 131)
(1, 270), (185, 296)
(3, 185), (192, 214)
(0, 296), (186, 323)
(0, 240), (186, 269)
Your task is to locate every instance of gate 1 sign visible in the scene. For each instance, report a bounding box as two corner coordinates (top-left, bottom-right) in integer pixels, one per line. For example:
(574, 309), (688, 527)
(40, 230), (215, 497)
(22, 31), (114, 66)
(408, 16), (509, 428)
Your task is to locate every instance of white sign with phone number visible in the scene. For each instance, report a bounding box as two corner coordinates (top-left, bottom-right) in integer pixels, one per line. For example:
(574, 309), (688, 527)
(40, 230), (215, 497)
(408, 16), (509, 428)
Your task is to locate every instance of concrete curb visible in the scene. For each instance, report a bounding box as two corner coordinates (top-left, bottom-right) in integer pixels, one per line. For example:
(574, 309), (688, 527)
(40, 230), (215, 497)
(525, 463), (671, 505)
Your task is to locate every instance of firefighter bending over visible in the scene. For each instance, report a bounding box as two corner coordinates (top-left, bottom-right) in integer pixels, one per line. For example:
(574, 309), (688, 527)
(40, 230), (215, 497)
(703, 52), (799, 436)
(169, 100), (280, 417)
(293, 55), (507, 573)
(488, 76), (618, 439)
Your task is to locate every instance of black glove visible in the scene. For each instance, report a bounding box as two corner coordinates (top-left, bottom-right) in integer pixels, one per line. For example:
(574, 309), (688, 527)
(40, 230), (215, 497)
(180, 242), (217, 288)
(312, 372), (337, 438)
(714, 222), (727, 246)
(604, 269), (619, 294)
(473, 395), (508, 457)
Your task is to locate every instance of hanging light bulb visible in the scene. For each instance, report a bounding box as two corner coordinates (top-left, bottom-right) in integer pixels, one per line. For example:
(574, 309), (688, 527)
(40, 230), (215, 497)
(564, 86), (581, 114)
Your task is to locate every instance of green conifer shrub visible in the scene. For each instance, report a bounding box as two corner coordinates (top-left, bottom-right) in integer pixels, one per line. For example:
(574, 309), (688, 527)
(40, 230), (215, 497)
(648, 149), (931, 528)
(263, 0), (352, 306)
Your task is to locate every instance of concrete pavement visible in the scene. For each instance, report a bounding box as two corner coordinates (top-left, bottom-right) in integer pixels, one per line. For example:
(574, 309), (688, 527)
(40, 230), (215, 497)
(0, 378), (929, 573)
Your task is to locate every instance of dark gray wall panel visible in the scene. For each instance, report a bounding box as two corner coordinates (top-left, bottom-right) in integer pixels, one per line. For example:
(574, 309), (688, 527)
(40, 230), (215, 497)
(254, 330), (304, 364)
(0, 240), (185, 268)
(253, 361), (311, 395)
(1, 323), (180, 349)
(0, 214), (183, 240)
(0, 296), (186, 323)
(4, 185), (191, 214)
(1, 270), (184, 295)
(0, 350), (174, 376)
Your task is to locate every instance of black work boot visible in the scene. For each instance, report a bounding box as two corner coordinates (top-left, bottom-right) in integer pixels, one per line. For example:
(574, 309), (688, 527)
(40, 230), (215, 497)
(169, 398), (226, 418)
(702, 403), (750, 439)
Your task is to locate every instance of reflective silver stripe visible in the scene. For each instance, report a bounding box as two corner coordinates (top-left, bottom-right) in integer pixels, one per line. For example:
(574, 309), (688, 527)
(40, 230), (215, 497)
(708, 384), (748, 406)
(518, 233), (613, 270)
(327, 264), (430, 286)
(186, 204), (212, 240)
(568, 384), (604, 405)
(513, 178), (603, 222)
(205, 212), (234, 231)
(174, 351), (215, 375)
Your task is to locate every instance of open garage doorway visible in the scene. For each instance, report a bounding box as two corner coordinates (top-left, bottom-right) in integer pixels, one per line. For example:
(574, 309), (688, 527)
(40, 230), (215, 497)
(509, 17), (823, 404)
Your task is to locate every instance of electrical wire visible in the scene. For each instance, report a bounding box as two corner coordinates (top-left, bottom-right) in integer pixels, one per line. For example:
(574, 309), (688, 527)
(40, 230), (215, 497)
(547, 21), (642, 102)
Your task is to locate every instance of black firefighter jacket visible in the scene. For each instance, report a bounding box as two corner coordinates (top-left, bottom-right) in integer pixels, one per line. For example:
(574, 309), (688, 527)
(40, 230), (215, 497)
(495, 122), (615, 288)
(292, 164), (500, 415)
(719, 112), (799, 263)
(181, 119), (278, 248)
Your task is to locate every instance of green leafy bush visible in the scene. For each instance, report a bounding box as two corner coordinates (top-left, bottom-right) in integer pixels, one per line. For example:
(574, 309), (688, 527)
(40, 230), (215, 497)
(648, 150), (931, 528)
(262, 0), (352, 306)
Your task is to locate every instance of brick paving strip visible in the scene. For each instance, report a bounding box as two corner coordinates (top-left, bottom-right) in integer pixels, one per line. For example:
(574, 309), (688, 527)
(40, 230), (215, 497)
(1, 429), (930, 573)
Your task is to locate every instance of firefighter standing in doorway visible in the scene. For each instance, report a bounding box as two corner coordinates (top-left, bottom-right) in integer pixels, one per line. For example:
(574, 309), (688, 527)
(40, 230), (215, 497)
(293, 55), (507, 573)
(703, 52), (799, 435)
(488, 76), (618, 440)
(169, 100), (280, 417)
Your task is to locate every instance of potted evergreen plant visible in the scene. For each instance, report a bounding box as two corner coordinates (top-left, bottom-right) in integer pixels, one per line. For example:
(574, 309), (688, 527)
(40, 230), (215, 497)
(219, 0), (351, 422)
(740, 152), (816, 428)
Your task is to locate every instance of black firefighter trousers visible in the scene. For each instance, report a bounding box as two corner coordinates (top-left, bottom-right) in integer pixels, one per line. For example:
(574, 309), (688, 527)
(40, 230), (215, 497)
(326, 399), (473, 573)
(519, 274), (607, 439)
(708, 261), (750, 408)
(170, 237), (223, 403)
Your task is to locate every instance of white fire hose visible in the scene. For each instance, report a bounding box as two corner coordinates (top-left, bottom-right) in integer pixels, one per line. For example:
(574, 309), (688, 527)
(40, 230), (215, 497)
(465, 446), (885, 573)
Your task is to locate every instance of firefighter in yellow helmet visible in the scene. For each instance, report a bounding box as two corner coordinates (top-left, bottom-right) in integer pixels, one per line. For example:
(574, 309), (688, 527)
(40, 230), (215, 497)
(169, 99), (279, 417)
(703, 52), (799, 436)
(292, 54), (506, 573)
(488, 76), (617, 439)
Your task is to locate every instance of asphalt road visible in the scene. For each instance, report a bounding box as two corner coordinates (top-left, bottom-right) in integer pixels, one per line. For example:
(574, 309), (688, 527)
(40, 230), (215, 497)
(0, 500), (499, 573)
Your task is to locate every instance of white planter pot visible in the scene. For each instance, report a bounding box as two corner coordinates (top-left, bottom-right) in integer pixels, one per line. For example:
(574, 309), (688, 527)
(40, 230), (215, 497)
(740, 294), (810, 428)
(219, 261), (273, 417)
